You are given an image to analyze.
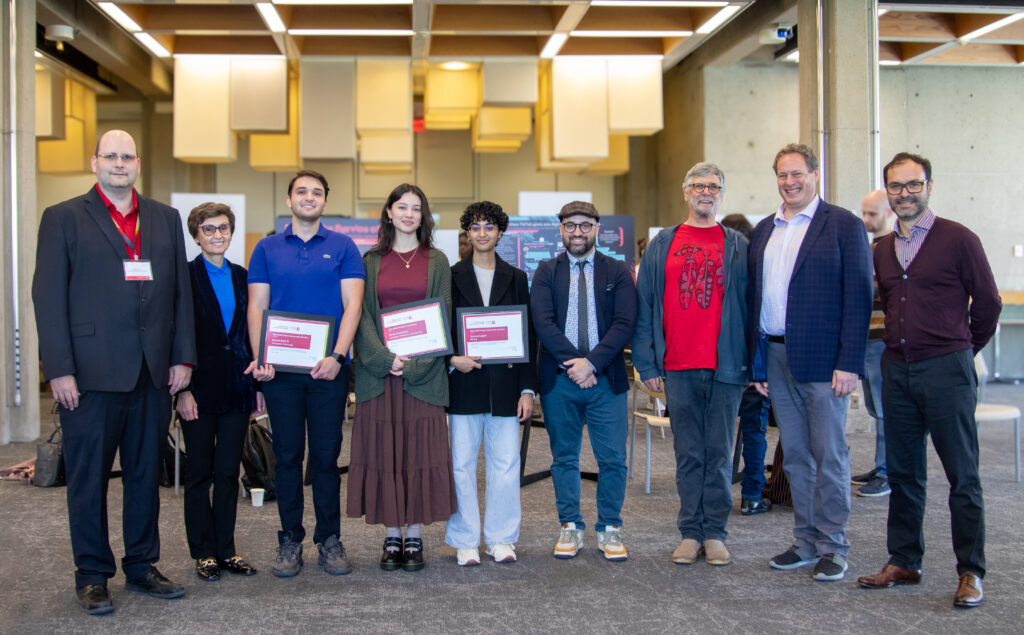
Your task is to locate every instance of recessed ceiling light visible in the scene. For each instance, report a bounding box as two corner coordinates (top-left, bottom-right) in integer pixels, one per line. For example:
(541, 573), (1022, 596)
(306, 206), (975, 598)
(98, 2), (142, 32)
(696, 5), (741, 35)
(541, 33), (568, 58)
(135, 33), (170, 58)
(440, 61), (471, 71)
(288, 29), (415, 36)
(570, 30), (693, 37)
(256, 3), (287, 33)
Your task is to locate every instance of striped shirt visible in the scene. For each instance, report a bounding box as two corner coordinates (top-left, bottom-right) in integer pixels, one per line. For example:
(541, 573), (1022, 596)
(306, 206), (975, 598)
(894, 208), (935, 269)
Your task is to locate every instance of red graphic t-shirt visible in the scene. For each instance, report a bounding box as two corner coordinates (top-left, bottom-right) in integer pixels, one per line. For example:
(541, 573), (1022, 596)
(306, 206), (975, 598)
(662, 224), (725, 371)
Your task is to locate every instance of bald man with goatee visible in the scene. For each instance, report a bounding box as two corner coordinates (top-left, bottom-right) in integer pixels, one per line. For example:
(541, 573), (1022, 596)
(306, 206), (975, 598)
(33, 130), (196, 615)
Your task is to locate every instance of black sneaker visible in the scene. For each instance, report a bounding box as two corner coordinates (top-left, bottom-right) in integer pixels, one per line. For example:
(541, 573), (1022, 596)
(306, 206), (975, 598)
(857, 475), (891, 497)
(851, 468), (877, 485)
(271, 538), (303, 578)
(317, 535), (353, 575)
(769, 546), (818, 570)
(813, 553), (848, 581)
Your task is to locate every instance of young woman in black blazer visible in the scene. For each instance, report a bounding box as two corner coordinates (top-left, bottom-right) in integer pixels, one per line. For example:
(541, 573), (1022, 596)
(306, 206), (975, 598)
(175, 203), (263, 581)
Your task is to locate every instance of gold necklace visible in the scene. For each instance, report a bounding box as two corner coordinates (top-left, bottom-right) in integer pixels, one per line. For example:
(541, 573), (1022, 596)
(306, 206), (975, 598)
(395, 248), (417, 269)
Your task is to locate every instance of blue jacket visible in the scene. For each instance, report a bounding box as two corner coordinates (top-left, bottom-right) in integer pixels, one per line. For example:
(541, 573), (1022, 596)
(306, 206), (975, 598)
(746, 200), (873, 383)
(633, 223), (749, 386)
(530, 250), (637, 395)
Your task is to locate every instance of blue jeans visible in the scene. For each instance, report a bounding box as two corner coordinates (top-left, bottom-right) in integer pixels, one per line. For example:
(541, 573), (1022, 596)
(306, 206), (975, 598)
(738, 385), (770, 500)
(862, 339), (887, 478)
(664, 370), (743, 542)
(445, 413), (522, 549)
(541, 373), (628, 532)
(261, 368), (348, 545)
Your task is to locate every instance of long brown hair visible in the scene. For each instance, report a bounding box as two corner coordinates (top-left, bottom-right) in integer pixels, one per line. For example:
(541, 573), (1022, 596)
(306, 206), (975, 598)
(369, 183), (434, 254)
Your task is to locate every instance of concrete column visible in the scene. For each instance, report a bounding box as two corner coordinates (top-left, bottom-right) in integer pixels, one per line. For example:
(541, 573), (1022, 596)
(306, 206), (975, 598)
(798, 0), (879, 209)
(0, 0), (41, 443)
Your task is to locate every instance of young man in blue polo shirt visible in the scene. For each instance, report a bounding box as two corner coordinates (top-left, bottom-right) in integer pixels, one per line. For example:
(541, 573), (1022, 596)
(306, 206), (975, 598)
(247, 170), (365, 577)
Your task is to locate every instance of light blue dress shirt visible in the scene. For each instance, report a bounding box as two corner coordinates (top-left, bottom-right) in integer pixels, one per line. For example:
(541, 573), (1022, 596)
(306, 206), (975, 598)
(566, 250), (599, 364)
(759, 196), (820, 336)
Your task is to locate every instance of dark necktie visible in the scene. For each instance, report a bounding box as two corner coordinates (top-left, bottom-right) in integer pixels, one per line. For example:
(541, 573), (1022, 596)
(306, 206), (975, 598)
(577, 261), (590, 355)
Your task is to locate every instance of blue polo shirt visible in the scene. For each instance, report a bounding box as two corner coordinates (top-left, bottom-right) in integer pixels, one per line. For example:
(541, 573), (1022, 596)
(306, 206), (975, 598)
(202, 254), (235, 333)
(247, 223), (365, 339)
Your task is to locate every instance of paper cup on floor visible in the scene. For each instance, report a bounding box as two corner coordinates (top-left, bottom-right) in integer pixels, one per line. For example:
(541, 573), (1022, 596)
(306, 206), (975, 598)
(251, 488), (265, 507)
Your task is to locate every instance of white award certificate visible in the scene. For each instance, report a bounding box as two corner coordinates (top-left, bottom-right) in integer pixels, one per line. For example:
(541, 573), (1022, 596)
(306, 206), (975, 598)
(456, 305), (529, 365)
(258, 311), (335, 373)
(380, 297), (454, 359)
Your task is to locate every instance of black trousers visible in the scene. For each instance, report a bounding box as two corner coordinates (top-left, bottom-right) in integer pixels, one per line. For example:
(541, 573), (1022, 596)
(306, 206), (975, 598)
(60, 365), (171, 587)
(180, 410), (249, 560)
(882, 349), (986, 577)
(261, 368), (348, 545)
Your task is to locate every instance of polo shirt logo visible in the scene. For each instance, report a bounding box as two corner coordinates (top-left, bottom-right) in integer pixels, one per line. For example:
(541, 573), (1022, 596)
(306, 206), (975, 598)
(323, 254), (332, 259)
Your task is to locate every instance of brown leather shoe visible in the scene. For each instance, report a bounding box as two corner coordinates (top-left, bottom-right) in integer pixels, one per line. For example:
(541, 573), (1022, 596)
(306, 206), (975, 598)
(857, 563), (922, 589)
(953, 572), (983, 608)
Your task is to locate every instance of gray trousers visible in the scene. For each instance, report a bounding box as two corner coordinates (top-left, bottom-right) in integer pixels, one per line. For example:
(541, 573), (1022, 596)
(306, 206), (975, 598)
(663, 370), (744, 542)
(766, 342), (851, 558)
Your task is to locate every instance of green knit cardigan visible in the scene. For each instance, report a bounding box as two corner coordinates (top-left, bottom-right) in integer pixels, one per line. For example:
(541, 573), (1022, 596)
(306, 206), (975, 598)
(352, 248), (452, 407)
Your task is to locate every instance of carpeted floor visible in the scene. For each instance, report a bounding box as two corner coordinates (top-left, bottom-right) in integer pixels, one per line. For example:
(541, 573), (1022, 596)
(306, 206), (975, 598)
(0, 382), (1021, 634)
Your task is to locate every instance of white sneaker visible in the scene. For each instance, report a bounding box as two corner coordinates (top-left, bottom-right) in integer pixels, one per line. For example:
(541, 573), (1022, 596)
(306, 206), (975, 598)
(456, 548), (481, 566)
(597, 526), (628, 561)
(486, 544), (517, 563)
(553, 522), (584, 559)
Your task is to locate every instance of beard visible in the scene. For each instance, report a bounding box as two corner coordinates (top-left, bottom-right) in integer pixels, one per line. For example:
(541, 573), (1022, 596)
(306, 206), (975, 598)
(565, 234), (596, 257)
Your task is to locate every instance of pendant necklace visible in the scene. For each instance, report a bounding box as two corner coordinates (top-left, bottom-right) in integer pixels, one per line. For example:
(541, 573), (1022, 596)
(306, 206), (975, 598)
(395, 248), (416, 269)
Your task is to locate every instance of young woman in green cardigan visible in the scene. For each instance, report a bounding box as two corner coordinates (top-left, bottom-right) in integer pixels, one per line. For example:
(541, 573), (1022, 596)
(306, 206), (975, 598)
(347, 183), (457, 571)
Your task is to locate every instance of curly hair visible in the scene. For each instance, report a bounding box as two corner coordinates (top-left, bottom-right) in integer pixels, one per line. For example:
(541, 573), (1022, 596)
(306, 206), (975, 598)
(459, 200), (509, 233)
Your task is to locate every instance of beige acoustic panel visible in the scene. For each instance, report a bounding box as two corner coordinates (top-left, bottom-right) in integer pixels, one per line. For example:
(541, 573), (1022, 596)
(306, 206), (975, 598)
(476, 107), (531, 142)
(356, 60), (412, 135)
(359, 166), (414, 200)
(35, 69), (65, 139)
(535, 63), (589, 173)
(250, 74), (301, 172)
(230, 57), (288, 132)
(300, 60), (355, 160)
(551, 58), (609, 161)
(582, 134), (629, 176)
(607, 58), (663, 135)
(363, 162), (414, 175)
(416, 130), (473, 198)
(360, 131), (413, 165)
(424, 66), (480, 119)
(424, 111), (472, 131)
(473, 139), (522, 153)
(174, 57), (236, 162)
(38, 117), (88, 174)
(481, 60), (538, 107)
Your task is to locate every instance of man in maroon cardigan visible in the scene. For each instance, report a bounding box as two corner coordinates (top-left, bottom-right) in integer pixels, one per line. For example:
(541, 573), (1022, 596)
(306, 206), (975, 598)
(857, 152), (1002, 609)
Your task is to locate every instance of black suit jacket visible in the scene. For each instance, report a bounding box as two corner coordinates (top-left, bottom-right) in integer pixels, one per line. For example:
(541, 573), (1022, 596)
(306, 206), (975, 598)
(32, 187), (196, 391)
(530, 251), (637, 395)
(448, 255), (537, 417)
(186, 255), (258, 415)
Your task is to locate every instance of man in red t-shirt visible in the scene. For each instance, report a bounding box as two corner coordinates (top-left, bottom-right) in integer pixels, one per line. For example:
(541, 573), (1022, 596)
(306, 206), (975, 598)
(633, 162), (749, 566)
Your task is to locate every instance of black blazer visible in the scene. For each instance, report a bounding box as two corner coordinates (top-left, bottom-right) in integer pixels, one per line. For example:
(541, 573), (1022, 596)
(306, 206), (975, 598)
(33, 187), (196, 391)
(186, 255), (258, 415)
(448, 256), (537, 417)
(530, 251), (637, 396)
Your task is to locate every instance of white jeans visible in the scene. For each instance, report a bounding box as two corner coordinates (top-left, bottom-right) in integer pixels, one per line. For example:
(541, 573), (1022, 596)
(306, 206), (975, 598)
(445, 413), (522, 549)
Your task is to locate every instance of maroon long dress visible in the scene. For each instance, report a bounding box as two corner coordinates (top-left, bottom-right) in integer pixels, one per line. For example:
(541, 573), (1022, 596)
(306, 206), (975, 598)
(346, 248), (457, 526)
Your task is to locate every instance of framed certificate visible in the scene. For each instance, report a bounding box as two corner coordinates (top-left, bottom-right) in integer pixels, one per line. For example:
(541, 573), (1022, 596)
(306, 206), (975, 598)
(456, 304), (529, 365)
(380, 296), (454, 359)
(257, 310), (336, 374)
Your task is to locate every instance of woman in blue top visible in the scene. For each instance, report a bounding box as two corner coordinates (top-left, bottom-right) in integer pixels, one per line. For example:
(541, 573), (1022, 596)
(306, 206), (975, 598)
(175, 202), (263, 581)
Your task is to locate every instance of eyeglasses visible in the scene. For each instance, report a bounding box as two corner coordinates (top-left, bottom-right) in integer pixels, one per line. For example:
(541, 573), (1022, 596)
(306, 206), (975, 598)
(562, 221), (596, 234)
(688, 183), (722, 194)
(469, 224), (497, 233)
(199, 223), (232, 237)
(886, 180), (928, 195)
(96, 153), (138, 162)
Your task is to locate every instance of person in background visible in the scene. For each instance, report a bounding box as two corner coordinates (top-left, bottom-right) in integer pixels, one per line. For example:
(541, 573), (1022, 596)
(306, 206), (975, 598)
(176, 202), (263, 582)
(459, 230), (472, 261)
(446, 201), (537, 566)
(348, 183), (457, 572)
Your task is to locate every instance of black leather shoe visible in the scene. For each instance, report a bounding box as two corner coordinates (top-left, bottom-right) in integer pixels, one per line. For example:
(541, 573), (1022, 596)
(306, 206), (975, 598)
(218, 555), (257, 576)
(126, 567), (185, 599)
(380, 537), (404, 571)
(195, 558), (220, 581)
(75, 584), (113, 616)
(741, 498), (772, 515)
(403, 538), (425, 572)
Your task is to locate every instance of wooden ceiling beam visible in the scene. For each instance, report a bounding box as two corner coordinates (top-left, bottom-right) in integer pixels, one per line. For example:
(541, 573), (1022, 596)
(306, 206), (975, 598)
(287, 5), (412, 30)
(431, 5), (564, 32)
(574, 7), (695, 32)
(879, 11), (955, 39)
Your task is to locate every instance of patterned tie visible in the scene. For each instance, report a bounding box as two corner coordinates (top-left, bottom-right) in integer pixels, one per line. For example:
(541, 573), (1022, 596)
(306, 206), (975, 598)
(577, 260), (590, 355)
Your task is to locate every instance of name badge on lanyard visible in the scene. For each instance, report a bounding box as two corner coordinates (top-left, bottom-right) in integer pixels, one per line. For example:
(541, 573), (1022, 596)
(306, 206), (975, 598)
(124, 259), (154, 281)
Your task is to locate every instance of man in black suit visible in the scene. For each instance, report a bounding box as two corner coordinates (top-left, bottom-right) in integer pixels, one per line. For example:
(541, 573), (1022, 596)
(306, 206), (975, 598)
(33, 130), (196, 615)
(530, 201), (636, 562)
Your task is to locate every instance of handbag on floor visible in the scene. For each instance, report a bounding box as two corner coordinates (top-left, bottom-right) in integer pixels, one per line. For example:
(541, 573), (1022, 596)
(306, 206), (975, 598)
(241, 418), (276, 501)
(762, 441), (792, 507)
(33, 424), (66, 487)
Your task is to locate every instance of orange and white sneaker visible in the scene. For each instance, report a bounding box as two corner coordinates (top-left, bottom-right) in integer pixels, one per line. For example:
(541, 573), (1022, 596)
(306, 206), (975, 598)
(553, 523), (583, 559)
(597, 526), (628, 561)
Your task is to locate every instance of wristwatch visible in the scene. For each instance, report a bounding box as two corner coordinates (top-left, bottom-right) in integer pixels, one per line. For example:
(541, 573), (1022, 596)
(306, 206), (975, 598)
(330, 352), (343, 363)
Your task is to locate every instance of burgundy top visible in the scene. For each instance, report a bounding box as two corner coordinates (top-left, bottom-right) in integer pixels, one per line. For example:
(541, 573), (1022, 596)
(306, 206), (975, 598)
(378, 247), (429, 308)
(874, 216), (1001, 363)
